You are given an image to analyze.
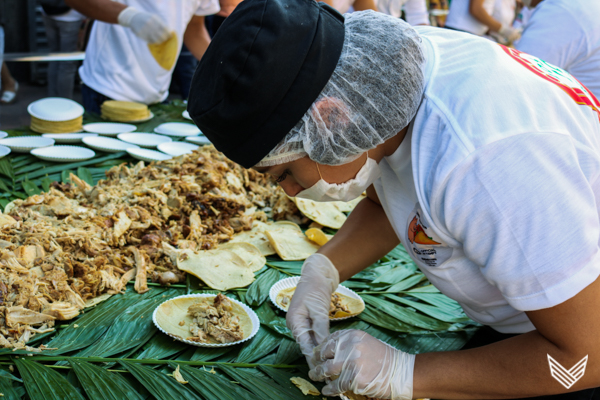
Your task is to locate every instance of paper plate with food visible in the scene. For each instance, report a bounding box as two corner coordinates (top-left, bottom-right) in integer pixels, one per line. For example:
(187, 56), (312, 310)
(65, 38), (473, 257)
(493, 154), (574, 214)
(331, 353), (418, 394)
(270, 276), (365, 320)
(153, 293), (259, 347)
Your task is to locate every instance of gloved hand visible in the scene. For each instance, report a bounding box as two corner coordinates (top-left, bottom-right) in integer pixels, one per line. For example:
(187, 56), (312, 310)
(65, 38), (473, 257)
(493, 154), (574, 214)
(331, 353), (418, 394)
(117, 7), (171, 44)
(309, 330), (415, 399)
(286, 253), (339, 366)
(498, 24), (522, 43)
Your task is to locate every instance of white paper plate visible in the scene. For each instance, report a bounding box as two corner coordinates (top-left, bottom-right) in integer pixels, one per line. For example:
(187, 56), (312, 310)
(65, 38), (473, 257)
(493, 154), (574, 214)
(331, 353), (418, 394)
(82, 122), (137, 136)
(118, 133), (172, 148)
(0, 131), (8, 139)
(0, 145), (11, 159)
(82, 136), (140, 153)
(154, 122), (200, 137)
(152, 294), (260, 348)
(42, 133), (99, 144)
(269, 277), (365, 321)
(31, 145), (95, 162)
(182, 110), (192, 120)
(0, 136), (55, 153)
(27, 97), (84, 121)
(127, 148), (172, 162)
(157, 142), (199, 156)
(185, 136), (211, 146)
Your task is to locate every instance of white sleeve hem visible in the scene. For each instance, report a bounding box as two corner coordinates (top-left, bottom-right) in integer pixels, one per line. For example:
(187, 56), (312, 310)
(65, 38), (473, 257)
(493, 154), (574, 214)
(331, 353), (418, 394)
(505, 252), (600, 311)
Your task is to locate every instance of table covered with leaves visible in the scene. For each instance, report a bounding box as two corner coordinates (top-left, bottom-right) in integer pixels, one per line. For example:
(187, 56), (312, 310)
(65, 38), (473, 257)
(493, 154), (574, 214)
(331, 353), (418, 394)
(0, 103), (479, 399)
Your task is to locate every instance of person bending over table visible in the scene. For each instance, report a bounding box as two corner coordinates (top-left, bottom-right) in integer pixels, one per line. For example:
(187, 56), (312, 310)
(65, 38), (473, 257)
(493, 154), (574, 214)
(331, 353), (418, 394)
(187, 0), (600, 398)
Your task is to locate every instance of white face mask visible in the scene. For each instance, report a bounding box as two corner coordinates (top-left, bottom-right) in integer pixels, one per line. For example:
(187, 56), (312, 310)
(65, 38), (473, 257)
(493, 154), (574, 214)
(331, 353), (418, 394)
(296, 156), (381, 202)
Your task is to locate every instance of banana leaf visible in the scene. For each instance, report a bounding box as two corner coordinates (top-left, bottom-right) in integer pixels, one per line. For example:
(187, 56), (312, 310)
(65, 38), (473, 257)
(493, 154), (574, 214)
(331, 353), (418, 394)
(14, 358), (84, 400)
(76, 167), (94, 186)
(70, 360), (145, 400)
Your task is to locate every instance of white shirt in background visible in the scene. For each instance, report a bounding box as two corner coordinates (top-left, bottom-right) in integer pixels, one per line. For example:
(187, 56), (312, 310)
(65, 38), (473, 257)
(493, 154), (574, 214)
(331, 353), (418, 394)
(491, 0), (515, 27)
(79, 0), (219, 104)
(445, 0), (495, 35)
(375, 26), (600, 334)
(375, 0), (430, 25)
(516, 0), (600, 100)
(48, 9), (85, 22)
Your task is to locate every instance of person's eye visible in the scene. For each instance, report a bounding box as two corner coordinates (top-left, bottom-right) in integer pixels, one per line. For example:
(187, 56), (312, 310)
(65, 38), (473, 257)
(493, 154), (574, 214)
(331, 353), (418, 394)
(275, 170), (290, 183)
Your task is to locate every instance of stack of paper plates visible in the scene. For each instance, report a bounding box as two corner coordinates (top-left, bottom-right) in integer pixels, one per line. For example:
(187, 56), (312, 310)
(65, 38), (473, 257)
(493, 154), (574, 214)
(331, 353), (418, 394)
(157, 142), (199, 156)
(28, 98), (84, 133)
(31, 146), (95, 162)
(0, 136), (55, 153)
(127, 148), (172, 162)
(101, 100), (153, 122)
(154, 122), (200, 137)
(83, 122), (137, 137)
(82, 136), (140, 153)
(117, 133), (172, 148)
(42, 133), (98, 144)
(182, 110), (192, 120)
(0, 132), (8, 139)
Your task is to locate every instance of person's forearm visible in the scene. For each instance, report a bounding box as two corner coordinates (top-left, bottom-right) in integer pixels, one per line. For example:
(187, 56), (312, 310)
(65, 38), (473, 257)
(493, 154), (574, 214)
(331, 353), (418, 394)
(469, 0), (501, 32)
(65, 0), (126, 23)
(413, 330), (599, 399)
(319, 196), (399, 282)
(184, 17), (211, 60)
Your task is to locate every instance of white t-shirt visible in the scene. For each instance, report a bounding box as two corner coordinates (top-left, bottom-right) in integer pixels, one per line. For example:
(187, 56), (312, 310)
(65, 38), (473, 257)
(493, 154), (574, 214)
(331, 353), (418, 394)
(79, 0), (219, 104)
(491, 0), (515, 27)
(515, 0), (600, 100)
(374, 26), (600, 334)
(374, 0), (430, 25)
(445, 0), (495, 35)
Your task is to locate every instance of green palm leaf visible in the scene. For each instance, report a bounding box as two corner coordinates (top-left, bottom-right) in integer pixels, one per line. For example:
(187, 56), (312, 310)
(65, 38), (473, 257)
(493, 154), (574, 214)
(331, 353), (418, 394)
(69, 360), (145, 400)
(172, 363), (255, 400)
(219, 365), (294, 400)
(190, 346), (235, 362)
(135, 333), (187, 360)
(119, 360), (202, 400)
(274, 338), (302, 365)
(14, 358), (84, 400)
(236, 328), (282, 363)
(245, 268), (281, 306)
(0, 377), (21, 400)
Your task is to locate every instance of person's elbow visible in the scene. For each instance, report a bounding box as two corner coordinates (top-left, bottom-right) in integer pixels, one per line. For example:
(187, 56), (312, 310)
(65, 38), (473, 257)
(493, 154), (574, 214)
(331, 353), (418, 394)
(468, 0), (482, 17)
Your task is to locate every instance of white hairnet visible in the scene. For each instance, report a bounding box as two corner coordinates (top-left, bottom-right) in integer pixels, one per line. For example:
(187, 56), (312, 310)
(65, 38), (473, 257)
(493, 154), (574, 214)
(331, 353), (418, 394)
(256, 11), (426, 167)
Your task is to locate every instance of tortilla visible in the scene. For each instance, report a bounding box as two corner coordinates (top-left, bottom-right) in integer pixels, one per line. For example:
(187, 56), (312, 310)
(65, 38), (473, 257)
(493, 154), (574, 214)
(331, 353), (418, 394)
(218, 242), (266, 272)
(30, 115), (83, 133)
(290, 377), (320, 396)
(276, 287), (365, 318)
(101, 100), (150, 122)
(148, 32), (178, 70)
(265, 222), (320, 261)
(229, 221), (276, 256)
(294, 198), (346, 229)
(154, 294), (253, 344)
(176, 249), (255, 291)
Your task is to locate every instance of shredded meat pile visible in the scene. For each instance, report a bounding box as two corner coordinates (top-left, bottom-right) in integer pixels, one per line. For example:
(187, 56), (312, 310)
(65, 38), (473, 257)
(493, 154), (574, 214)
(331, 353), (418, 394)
(187, 293), (243, 343)
(0, 146), (299, 348)
(329, 293), (351, 317)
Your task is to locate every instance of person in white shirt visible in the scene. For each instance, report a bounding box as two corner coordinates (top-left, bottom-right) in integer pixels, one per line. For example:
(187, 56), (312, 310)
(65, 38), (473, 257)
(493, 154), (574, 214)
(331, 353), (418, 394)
(375, 0), (430, 25)
(516, 0), (600, 99)
(189, 1), (600, 398)
(446, 0), (520, 42)
(66, 0), (219, 113)
(487, 0), (517, 43)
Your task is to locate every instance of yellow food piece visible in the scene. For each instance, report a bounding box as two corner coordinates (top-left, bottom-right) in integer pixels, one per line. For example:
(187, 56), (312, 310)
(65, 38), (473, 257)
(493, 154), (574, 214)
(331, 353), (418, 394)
(265, 222), (319, 261)
(293, 197), (346, 229)
(148, 32), (178, 70)
(30, 115), (83, 133)
(305, 228), (329, 246)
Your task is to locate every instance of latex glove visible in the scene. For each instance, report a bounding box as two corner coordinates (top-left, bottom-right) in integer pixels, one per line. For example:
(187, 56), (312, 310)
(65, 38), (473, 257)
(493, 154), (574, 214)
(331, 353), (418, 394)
(118, 7), (171, 44)
(498, 24), (522, 43)
(286, 253), (339, 366)
(309, 330), (415, 399)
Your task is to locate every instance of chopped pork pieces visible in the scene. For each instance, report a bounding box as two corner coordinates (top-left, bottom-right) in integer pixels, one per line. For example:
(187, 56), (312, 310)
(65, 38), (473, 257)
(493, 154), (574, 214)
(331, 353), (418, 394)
(187, 294), (244, 343)
(0, 146), (298, 348)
